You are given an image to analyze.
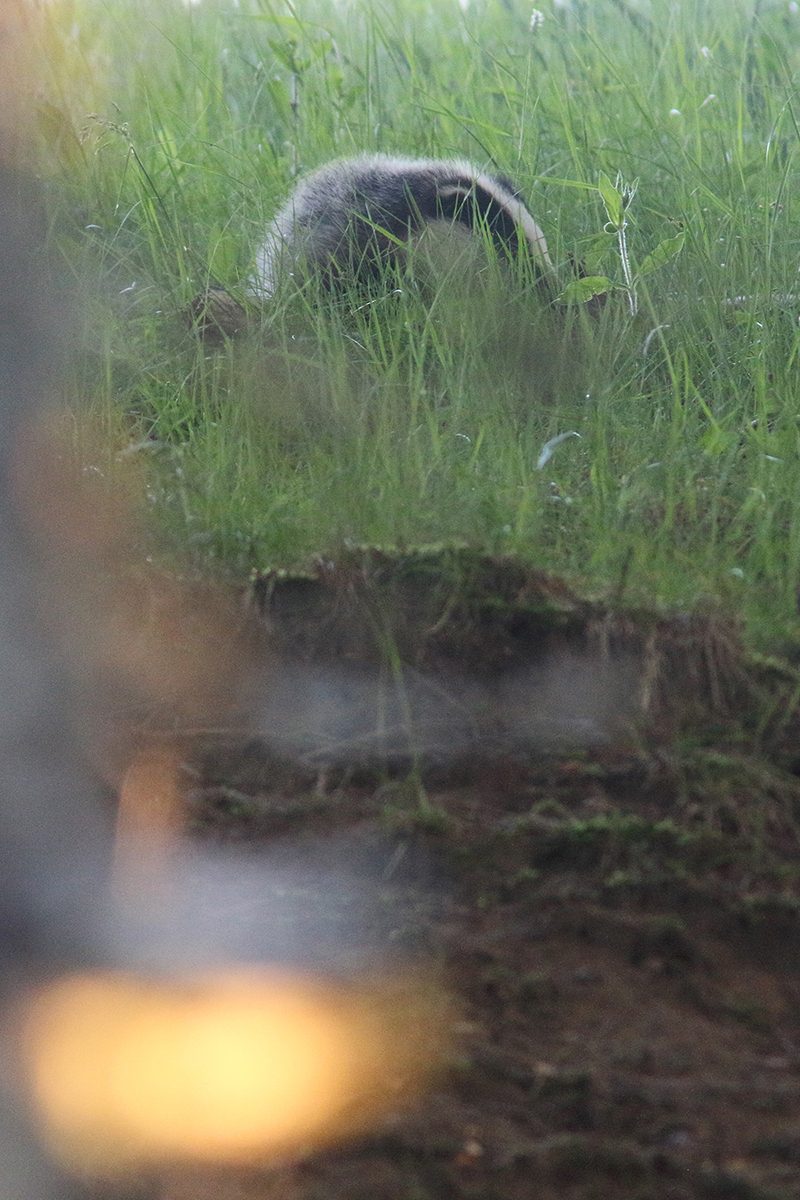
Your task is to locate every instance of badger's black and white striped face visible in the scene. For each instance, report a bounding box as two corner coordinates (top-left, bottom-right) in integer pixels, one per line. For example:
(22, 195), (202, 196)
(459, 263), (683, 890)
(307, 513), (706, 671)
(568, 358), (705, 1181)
(252, 154), (554, 298)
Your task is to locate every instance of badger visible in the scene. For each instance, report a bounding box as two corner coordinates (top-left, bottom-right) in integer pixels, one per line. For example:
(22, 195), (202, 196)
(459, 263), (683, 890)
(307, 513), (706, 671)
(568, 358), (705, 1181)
(251, 153), (554, 298)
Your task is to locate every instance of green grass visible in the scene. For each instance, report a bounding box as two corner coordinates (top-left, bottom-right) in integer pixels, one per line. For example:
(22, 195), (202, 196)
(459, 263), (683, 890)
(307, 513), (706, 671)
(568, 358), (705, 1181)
(33, 0), (800, 651)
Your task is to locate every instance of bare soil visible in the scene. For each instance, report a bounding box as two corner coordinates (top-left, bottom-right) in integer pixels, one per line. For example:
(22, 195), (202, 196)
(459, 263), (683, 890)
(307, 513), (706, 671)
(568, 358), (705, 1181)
(155, 551), (800, 1200)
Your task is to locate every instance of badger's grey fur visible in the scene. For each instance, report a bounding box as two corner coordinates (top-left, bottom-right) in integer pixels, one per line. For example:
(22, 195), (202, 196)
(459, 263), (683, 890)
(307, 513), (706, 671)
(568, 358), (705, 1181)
(252, 153), (554, 298)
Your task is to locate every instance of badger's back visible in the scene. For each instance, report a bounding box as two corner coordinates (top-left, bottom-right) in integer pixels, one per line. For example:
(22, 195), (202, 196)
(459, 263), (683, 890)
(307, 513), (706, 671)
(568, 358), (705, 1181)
(253, 154), (553, 297)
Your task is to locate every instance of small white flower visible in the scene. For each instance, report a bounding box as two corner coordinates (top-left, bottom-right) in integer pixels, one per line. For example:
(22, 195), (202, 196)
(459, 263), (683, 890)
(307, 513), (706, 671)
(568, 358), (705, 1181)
(530, 7), (545, 28)
(700, 45), (711, 57)
(669, 108), (681, 116)
(790, 2), (798, 14)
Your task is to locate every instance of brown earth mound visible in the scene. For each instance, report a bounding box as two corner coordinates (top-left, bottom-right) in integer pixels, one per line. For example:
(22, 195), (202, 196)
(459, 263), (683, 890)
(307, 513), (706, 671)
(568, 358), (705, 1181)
(122, 549), (800, 1200)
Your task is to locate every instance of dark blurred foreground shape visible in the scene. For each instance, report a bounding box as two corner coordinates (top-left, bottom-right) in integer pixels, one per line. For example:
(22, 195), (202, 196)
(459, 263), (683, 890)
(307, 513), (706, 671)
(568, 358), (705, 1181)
(0, 156), (113, 1198)
(0, 117), (447, 1200)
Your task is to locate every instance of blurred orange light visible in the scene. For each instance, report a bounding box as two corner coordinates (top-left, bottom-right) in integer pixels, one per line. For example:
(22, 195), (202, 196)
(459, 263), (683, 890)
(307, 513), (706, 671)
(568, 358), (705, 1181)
(18, 969), (446, 1173)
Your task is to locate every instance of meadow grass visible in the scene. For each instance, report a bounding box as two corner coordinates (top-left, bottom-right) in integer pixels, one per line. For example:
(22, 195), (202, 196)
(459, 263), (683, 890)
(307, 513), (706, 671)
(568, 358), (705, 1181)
(33, 0), (800, 651)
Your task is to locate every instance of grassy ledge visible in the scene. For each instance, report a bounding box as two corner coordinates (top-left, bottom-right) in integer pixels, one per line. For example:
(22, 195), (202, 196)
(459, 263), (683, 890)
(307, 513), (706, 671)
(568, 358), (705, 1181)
(30, 0), (800, 657)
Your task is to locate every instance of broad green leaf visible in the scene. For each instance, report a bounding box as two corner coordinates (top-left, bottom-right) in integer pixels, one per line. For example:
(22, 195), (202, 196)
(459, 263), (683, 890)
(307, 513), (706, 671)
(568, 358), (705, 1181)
(636, 232), (685, 279)
(558, 276), (613, 304)
(597, 171), (623, 227)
